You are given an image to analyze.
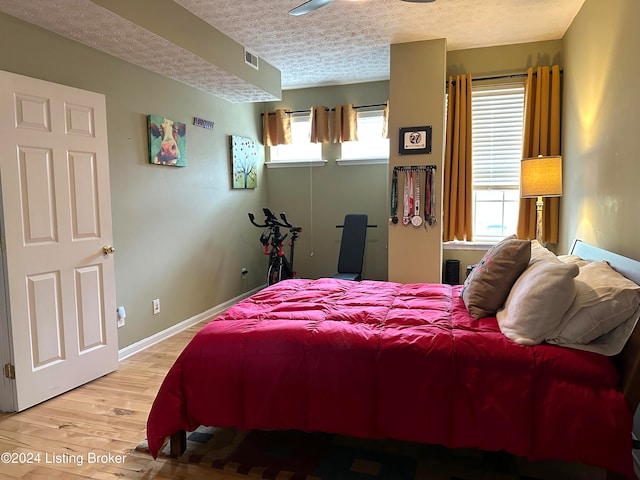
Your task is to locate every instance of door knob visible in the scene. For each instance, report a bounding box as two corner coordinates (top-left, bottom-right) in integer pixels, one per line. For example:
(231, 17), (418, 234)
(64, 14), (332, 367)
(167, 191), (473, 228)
(102, 245), (115, 255)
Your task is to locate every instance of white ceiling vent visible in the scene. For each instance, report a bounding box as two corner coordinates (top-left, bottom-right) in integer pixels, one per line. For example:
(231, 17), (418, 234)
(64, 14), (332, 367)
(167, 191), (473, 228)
(244, 48), (259, 70)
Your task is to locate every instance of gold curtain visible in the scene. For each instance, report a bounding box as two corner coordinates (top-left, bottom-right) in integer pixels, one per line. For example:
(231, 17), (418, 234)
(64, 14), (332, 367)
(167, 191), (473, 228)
(332, 104), (358, 143)
(516, 65), (562, 243)
(443, 75), (473, 242)
(262, 109), (292, 146)
(381, 101), (390, 139)
(310, 106), (330, 143)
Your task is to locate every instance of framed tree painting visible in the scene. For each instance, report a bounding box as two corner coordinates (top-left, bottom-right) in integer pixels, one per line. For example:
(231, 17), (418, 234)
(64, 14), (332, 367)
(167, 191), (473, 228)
(148, 114), (187, 167)
(230, 135), (258, 189)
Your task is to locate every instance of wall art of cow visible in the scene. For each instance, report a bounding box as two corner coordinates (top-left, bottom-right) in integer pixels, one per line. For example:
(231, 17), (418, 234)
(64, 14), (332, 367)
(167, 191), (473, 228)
(147, 115), (187, 167)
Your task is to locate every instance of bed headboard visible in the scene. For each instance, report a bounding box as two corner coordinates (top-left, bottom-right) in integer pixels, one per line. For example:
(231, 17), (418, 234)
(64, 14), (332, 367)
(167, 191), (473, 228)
(570, 239), (640, 411)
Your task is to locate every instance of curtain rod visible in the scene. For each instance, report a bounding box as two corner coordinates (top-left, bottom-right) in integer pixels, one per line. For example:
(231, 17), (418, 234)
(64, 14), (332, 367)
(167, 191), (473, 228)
(262, 102), (388, 116)
(448, 69), (563, 86)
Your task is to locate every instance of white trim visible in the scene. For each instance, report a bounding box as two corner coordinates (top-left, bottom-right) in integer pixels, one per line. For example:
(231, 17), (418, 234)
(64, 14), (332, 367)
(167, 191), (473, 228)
(266, 160), (327, 168)
(336, 157), (388, 166)
(118, 284), (265, 361)
(443, 241), (493, 251)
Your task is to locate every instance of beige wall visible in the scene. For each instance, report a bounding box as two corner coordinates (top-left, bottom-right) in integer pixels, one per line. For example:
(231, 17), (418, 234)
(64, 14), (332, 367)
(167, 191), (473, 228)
(0, 13), (268, 348)
(263, 82), (390, 281)
(388, 39), (447, 283)
(447, 40), (563, 78)
(561, 0), (640, 260)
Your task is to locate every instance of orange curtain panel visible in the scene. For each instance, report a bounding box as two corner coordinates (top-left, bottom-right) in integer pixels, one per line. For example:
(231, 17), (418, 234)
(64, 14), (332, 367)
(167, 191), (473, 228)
(517, 65), (562, 243)
(443, 74), (473, 242)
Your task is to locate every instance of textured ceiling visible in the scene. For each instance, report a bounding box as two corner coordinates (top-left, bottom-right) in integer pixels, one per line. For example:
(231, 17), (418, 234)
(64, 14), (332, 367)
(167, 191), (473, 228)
(1, 0), (585, 102)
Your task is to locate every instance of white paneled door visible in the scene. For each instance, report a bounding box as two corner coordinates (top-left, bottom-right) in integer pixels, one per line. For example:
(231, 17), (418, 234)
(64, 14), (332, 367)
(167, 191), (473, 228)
(0, 71), (118, 411)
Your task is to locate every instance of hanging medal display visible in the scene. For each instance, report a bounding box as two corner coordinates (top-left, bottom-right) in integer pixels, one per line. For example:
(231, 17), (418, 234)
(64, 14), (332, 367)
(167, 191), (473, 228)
(391, 165), (437, 228)
(412, 169), (423, 227)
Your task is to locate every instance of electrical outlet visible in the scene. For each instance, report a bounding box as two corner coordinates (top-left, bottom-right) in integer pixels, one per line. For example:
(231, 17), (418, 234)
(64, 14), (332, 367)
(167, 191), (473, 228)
(153, 298), (160, 315)
(241, 267), (248, 279)
(117, 306), (126, 328)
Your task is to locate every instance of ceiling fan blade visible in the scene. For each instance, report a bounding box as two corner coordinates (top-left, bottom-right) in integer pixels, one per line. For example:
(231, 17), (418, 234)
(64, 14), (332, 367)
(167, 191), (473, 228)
(288, 0), (334, 16)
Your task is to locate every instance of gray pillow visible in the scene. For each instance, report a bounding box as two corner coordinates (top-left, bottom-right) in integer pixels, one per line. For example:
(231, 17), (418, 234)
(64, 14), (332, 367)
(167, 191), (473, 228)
(461, 235), (531, 319)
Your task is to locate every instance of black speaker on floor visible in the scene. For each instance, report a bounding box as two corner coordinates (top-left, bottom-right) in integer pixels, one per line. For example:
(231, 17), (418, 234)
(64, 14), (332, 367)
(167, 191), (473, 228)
(444, 259), (460, 285)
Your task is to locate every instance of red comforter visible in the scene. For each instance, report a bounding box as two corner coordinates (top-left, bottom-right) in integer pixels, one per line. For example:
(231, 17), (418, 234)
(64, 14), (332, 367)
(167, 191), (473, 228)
(146, 279), (633, 477)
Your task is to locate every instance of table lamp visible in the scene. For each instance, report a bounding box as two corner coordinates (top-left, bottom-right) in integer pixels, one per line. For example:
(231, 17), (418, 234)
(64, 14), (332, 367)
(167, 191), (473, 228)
(520, 155), (563, 242)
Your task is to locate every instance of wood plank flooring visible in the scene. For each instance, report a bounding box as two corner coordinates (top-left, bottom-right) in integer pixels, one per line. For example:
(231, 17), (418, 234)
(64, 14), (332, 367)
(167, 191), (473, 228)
(0, 322), (244, 479)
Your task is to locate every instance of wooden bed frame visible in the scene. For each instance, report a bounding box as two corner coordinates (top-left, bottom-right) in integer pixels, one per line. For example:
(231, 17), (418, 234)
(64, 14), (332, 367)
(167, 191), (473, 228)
(168, 239), (640, 478)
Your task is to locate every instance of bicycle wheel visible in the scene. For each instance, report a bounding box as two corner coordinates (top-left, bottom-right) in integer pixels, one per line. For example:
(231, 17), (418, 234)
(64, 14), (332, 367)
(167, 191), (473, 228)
(267, 257), (282, 285)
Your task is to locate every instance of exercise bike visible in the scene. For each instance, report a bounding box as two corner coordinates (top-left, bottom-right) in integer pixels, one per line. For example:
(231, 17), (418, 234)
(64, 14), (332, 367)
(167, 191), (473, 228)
(248, 208), (302, 285)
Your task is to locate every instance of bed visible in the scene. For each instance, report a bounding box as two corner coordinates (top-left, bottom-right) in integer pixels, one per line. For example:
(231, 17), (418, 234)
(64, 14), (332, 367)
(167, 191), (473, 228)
(146, 239), (640, 479)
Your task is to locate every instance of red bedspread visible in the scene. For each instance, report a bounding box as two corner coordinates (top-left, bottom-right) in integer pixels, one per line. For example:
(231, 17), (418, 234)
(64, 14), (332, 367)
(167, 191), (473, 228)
(146, 279), (633, 477)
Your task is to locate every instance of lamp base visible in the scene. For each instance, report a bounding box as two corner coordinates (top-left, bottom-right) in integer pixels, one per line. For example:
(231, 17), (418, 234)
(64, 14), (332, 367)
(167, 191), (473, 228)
(535, 196), (544, 243)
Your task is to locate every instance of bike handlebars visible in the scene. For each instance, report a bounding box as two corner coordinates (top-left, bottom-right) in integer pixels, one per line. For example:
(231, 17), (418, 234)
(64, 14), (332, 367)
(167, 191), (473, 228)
(248, 208), (302, 233)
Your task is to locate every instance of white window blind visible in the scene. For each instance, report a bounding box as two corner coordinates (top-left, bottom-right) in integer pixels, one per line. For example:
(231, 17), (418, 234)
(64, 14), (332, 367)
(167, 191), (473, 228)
(470, 84), (525, 242)
(471, 85), (525, 189)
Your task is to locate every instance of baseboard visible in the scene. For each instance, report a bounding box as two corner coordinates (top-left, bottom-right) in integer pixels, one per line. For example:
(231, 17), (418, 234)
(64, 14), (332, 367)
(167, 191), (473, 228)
(118, 284), (265, 362)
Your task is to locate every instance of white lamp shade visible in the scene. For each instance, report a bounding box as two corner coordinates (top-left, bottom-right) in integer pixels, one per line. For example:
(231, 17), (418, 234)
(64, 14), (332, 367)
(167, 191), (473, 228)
(520, 156), (563, 198)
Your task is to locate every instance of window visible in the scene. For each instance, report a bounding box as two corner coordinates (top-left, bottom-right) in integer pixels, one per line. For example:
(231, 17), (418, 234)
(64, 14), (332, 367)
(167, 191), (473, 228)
(471, 84), (525, 242)
(339, 109), (389, 164)
(269, 113), (322, 164)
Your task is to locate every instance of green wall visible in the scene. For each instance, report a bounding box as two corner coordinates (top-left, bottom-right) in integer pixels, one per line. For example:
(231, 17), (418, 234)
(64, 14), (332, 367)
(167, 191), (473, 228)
(561, 0), (640, 260)
(0, 13), (268, 348)
(263, 82), (390, 281)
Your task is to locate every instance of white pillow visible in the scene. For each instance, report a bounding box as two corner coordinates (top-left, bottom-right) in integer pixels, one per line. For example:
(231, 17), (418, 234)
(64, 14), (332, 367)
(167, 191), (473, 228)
(546, 261), (640, 352)
(496, 260), (579, 345)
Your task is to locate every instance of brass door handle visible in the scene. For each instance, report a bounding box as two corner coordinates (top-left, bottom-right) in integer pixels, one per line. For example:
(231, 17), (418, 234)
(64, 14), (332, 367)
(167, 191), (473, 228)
(102, 245), (116, 255)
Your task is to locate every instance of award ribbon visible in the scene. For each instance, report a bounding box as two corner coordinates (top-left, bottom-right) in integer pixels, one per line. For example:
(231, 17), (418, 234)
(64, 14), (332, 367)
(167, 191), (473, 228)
(412, 169), (423, 227)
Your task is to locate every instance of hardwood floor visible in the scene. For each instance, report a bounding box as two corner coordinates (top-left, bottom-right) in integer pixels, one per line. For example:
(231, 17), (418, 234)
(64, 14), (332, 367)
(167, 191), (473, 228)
(0, 322), (245, 479)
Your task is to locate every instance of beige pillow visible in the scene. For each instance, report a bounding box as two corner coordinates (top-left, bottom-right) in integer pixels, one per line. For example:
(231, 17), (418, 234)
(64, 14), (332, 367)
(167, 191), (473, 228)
(547, 261), (640, 348)
(461, 235), (531, 319)
(529, 239), (560, 264)
(557, 254), (592, 267)
(496, 260), (579, 345)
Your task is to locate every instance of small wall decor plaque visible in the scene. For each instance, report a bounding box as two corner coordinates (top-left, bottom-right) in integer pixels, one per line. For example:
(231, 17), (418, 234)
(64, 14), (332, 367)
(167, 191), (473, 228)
(230, 135), (258, 189)
(193, 117), (214, 129)
(148, 114), (187, 166)
(399, 126), (432, 155)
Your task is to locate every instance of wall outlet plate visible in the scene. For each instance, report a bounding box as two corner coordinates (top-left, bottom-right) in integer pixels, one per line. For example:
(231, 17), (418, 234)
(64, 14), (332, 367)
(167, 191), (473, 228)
(153, 298), (160, 315)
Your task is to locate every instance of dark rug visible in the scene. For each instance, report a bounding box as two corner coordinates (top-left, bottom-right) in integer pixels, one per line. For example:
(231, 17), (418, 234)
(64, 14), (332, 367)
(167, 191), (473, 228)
(135, 426), (606, 480)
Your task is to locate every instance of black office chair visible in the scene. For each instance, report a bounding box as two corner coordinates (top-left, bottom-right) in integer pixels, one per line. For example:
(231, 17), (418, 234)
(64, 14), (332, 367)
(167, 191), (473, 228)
(332, 214), (368, 281)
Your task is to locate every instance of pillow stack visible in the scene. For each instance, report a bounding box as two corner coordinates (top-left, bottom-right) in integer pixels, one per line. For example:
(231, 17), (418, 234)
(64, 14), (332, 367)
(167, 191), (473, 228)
(462, 239), (640, 355)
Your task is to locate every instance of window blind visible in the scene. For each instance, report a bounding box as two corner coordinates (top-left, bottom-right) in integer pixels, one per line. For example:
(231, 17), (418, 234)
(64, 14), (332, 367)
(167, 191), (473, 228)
(471, 86), (525, 188)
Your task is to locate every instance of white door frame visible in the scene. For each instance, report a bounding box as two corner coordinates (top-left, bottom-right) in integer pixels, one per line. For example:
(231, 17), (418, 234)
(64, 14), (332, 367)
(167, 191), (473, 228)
(0, 186), (17, 412)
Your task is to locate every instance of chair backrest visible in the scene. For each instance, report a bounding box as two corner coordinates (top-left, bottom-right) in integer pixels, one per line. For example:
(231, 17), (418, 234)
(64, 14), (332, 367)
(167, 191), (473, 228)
(337, 214), (368, 275)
